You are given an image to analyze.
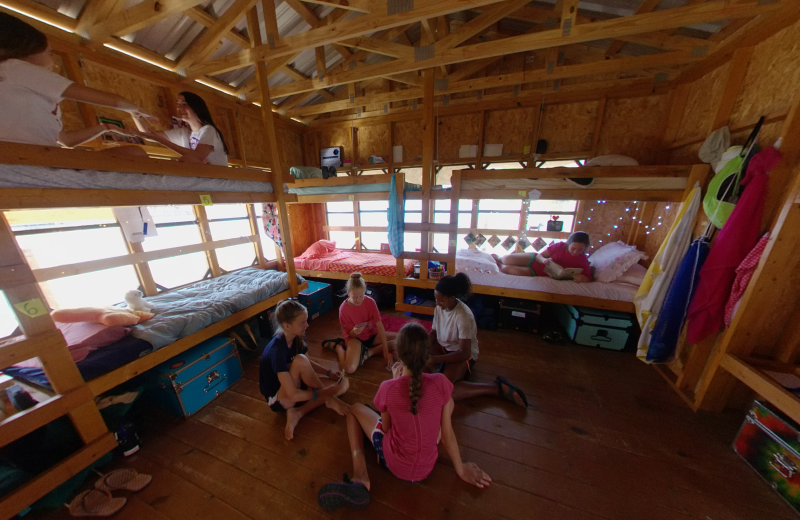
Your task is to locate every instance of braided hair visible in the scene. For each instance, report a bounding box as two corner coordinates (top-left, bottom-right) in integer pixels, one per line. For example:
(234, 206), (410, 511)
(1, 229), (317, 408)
(273, 299), (307, 355)
(395, 322), (430, 415)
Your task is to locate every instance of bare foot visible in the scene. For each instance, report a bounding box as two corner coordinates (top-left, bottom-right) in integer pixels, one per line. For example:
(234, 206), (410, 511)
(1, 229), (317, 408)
(334, 376), (350, 397)
(351, 476), (371, 492)
(285, 407), (302, 441)
(326, 396), (350, 416)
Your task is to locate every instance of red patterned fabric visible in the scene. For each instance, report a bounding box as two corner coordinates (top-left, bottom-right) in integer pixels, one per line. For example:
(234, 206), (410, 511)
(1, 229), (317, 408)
(329, 252), (415, 277)
(724, 233), (770, 327)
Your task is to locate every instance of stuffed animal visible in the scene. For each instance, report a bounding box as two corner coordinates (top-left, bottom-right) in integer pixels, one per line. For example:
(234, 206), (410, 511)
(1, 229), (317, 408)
(51, 307), (154, 327)
(125, 290), (155, 312)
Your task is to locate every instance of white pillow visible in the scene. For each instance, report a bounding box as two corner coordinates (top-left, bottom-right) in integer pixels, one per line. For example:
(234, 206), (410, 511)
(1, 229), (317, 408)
(456, 249), (499, 274)
(616, 263), (647, 286)
(589, 241), (648, 283)
(585, 155), (639, 167)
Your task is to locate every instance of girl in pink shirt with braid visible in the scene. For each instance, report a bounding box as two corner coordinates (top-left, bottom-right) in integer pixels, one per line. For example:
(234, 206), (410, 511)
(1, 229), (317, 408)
(317, 322), (490, 511)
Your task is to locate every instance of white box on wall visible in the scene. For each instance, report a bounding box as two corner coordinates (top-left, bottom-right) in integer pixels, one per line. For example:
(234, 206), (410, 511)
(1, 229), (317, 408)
(393, 146), (403, 163)
(459, 145), (477, 158)
(483, 144), (503, 157)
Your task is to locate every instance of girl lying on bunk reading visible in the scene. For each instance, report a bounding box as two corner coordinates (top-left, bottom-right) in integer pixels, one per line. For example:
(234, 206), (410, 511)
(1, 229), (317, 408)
(0, 14), (156, 152)
(131, 91), (229, 166)
(259, 300), (350, 441)
(493, 231), (593, 282)
(430, 274), (528, 407)
(324, 273), (395, 374)
(316, 322), (491, 511)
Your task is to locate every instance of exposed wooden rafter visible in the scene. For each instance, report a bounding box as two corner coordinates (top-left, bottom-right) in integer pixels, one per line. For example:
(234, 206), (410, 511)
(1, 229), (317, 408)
(176, 0), (258, 71)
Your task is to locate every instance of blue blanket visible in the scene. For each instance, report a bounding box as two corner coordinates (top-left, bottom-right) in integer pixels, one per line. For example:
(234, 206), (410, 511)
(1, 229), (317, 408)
(132, 269), (304, 349)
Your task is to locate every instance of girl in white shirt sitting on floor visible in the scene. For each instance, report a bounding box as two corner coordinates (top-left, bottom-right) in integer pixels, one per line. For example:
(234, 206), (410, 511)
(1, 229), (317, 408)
(132, 91), (229, 166)
(429, 273), (528, 408)
(0, 13), (154, 151)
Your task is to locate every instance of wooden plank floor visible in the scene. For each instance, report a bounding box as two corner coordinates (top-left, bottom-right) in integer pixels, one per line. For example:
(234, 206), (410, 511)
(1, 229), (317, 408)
(31, 310), (796, 520)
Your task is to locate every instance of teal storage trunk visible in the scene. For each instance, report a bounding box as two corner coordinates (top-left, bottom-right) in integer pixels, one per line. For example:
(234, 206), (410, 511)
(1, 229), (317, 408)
(143, 337), (242, 417)
(299, 280), (332, 320)
(554, 304), (635, 351)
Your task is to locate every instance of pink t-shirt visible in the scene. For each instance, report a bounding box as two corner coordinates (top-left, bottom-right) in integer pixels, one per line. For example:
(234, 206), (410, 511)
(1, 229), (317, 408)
(339, 296), (381, 341)
(374, 373), (454, 482)
(533, 241), (592, 279)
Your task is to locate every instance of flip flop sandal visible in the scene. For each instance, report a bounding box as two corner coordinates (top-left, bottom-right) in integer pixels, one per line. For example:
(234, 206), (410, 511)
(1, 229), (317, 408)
(322, 338), (345, 351)
(317, 473), (370, 511)
(495, 376), (529, 408)
(95, 468), (152, 492)
(67, 489), (126, 517)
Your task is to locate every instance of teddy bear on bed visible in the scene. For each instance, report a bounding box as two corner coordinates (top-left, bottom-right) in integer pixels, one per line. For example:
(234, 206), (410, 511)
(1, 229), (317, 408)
(125, 290), (155, 312)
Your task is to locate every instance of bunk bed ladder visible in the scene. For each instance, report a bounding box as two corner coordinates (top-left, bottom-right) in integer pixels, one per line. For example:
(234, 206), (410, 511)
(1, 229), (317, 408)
(0, 214), (115, 519)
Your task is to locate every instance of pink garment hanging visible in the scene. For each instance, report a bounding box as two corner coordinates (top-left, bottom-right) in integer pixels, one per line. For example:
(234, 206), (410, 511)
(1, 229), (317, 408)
(724, 233), (770, 327)
(262, 203), (283, 247)
(685, 147), (782, 344)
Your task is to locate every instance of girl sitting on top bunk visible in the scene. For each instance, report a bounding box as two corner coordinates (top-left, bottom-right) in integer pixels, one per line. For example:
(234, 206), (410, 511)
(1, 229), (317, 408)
(0, 13), (154, 152)
(494, 231), (593, 282)
(317, 322), (490, 511)
(430, 274), (528, 407)
(131, 91), (229, 166)
(325, 273), (395, 374)
(259, 300), (350, 441)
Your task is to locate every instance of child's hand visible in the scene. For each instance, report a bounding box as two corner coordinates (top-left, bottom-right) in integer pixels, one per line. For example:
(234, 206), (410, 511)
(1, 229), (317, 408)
(540, 257), (551, 266)
(391, 362), (403, 379)
(458, 463), (492, 488)
(328, 369), (342, 382)
(352, 324), (365, 336)
(130, 109), (159, 126)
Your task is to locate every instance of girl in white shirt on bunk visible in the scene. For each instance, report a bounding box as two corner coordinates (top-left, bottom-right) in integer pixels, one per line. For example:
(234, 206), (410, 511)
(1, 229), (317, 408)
(132, 91), (229, 166)
(0, 13), (154, 151)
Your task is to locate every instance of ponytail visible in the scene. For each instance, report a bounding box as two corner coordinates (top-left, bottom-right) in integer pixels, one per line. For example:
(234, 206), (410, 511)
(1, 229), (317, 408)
(273, 299), (307, 354)
(434, 273), (472, 299)
(395, 322), (430, 415)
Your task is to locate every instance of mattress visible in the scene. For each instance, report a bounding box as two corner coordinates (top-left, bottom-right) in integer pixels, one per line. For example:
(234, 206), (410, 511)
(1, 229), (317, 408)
(460, 177), (686, 191)
(460, 270), (639, 302)
(0, 164), (275, 192)
(288, 181), (421, 196)
(295, 251), (415, 277)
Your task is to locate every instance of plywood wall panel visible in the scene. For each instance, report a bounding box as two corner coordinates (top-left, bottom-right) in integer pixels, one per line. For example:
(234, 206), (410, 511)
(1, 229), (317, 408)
(81, 60), (171, 132)
(53, 55), (85, 133)
(288, 202), (324, 256)
(538, 101), (598, 153)
(394, 120), (423, 162)
(278, 127), (305, 169)
(674, 62), (730, 144)
(669, 142), (703, 165)
(240, 114), (269, 163)
(436, 113), (482, 161)
(576, 201), (639, 256)
(356, 124), (391, 165)
(596, 95), (668, 164)
(303, 133), (317, 167)
(211, 106), (237, 160)
(730, 20), (800, 127)
(484, 108), (536, 155)
(642, 202), (679, 262)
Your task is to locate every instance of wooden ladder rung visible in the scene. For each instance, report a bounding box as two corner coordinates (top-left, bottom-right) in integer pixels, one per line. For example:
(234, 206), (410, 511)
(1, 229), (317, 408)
(0, 330), (65, 371)
(0, 386), (94, 447)
(0, 432), (117, 520)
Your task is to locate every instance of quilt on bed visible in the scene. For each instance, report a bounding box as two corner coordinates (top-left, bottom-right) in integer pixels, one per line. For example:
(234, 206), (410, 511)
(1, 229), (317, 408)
(131, 268), (304, 349)
(294, 251), (414, 277)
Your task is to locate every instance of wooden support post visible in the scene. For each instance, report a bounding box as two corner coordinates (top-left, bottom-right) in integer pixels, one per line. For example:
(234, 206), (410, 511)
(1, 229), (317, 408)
(247, 8), (297, 295)
(709, 46), (753, 132)
(420, 69), (435, 276)
(763, 81), (800, 229)
(589, 97), (606, 158)
(476, 110), (486, 168)
(247, 203), (268, 269)
(194, 205), (222, 278)
(351, 126), (359, 174)
(658, 83), (691, 163)
(447, 170), (462, 275)
(469, 200), (479, 250)
(528, 103), (542, 167)
(352, 199), (362, 252)
(59, 52), (97, 130)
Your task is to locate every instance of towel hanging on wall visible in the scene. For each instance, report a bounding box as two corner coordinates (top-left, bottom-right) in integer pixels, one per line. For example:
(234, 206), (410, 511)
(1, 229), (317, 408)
(263, 203), (283, 248)
(388, 173), (404, 258)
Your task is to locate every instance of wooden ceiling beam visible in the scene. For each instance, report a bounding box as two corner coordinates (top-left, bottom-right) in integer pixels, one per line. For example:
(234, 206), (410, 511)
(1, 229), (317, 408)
(299, 0), (377, 13)
(183, 6), (250, 48)
(3, 0), (78, 33)
(382, 72), (423, 87)
(605, 0), (662, 58)
(288, 49), (694, 117)
(283, 0), (319, 26)
(176, 0), (258, 70)
(265, 1), (777, 100)
(185, 0), (513, 77)
(77, 0), (127, 34)
(83, 0), (208, 42)
(674, 1), (800, 85)
(437, 0), (530, 52)
(342, 37), (415, 59)
(447, 57), (504, 82)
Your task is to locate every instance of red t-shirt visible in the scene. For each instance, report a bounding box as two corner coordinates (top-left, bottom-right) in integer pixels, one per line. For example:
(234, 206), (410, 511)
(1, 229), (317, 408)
(339, 296), (381, 341)
(532, 241), (592, 279)
(374, 373), (454, 482)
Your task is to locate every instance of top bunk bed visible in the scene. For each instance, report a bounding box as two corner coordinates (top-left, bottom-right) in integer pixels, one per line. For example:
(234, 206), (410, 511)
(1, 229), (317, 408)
(0, 142), (297, 209)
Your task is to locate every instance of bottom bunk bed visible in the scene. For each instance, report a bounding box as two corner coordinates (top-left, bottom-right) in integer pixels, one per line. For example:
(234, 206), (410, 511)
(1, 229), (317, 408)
(4, 268), (306, 397)
(294, 250), (415, 278)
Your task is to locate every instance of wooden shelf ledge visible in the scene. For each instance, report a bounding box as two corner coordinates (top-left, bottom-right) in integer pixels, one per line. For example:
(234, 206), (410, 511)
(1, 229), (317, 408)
(720, 354), (800, 426)
(0, 386), (94, 447)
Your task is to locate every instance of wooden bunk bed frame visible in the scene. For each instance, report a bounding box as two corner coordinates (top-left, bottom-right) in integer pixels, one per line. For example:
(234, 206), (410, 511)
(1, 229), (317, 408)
(287, 163), (710, 316)
(0, 143), (304, 517)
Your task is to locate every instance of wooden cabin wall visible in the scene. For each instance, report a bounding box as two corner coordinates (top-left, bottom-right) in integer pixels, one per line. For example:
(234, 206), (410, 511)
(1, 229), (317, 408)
(645, 18), (800, 261)
(287, 203), (325, 257)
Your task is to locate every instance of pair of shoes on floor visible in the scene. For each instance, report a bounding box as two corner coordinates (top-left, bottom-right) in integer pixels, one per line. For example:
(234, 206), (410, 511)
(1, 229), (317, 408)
(67, 469), (152, 517)
(542, 331), (566, 345)
(321, 166), (338, 179)
(318, 473), (370, 511)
